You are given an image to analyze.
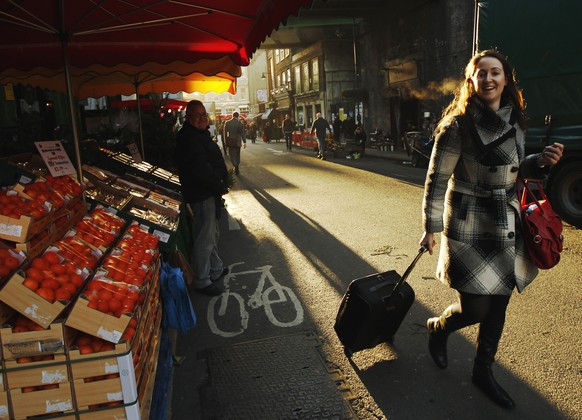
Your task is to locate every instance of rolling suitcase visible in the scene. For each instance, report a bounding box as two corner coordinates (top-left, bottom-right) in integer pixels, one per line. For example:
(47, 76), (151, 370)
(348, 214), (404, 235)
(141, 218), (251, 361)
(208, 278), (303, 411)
(334, 246), (427, 356)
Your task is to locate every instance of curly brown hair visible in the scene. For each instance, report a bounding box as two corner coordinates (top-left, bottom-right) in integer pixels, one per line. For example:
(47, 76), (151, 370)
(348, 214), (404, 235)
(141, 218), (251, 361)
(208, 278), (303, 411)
(436, 49), (526, 135)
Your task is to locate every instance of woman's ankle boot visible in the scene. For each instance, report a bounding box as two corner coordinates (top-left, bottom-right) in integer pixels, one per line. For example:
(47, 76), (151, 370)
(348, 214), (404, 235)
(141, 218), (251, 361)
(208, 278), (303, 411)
(427, 317), (448, 369)
(472, 361), (515, 409)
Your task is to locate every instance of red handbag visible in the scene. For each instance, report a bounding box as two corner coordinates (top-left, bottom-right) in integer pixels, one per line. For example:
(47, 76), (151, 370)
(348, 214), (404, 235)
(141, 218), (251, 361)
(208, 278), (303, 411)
(517, 179), (564, 269)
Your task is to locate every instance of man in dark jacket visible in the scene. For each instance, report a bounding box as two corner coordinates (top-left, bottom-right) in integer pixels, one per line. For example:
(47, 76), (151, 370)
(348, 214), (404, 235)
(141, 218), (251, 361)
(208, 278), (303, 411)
(223, 111), (246, 174)
(282, 114), (295, 151)
(310, 112), (332, 160)
(174, 100), (229, 296)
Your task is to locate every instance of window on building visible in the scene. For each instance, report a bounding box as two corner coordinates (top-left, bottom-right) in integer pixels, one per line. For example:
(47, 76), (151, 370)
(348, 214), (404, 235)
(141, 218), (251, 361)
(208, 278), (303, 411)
(225, 107), (235, 114)
(302, 62), (310, 92)
(239, 106), (249, 114)
(282, 72), (286, 86)
(285, 49), (290, 58)
(275, 49), (280, 64)
(277, 74), (281, 89)
(312, 59), (319, 91)
(294, 66), (301, 93)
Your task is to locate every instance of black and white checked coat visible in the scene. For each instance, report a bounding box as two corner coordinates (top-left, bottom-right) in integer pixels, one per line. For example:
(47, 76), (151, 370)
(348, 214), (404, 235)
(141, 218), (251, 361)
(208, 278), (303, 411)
(422, 98), (545, 295)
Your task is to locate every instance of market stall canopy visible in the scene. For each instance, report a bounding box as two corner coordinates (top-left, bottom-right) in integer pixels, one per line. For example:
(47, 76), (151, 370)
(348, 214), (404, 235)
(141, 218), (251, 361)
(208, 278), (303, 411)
(0, 0), (313, 71)
(111, 98), (190, 111)
(0, 0), (314, 178)
(0, 57), (240, 98)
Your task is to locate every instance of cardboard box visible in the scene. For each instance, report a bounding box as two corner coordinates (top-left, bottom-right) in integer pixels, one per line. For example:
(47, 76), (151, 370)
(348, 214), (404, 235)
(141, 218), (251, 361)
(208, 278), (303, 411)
(14, 229), (52, 259)
(9, 382), (74, 419)
(4, 354), (69, 389)
(0, 272), (67, 328)
(0, 321), (68, 360)
(65, 297), (132, 344)
(0, 211), (52, 243)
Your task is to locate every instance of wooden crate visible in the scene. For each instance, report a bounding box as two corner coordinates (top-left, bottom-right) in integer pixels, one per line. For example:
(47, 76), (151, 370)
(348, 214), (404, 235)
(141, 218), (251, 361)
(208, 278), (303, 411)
(0, 390), (10, 420)
(73, 353), (138, 411)
(0, 273), (67, 328)
(9, 381), (74, 419)
(65, 296), (133, 344)
(0, 320), (67, 360)
(4, 354), (69, 389)
(77, 399), (140, 419)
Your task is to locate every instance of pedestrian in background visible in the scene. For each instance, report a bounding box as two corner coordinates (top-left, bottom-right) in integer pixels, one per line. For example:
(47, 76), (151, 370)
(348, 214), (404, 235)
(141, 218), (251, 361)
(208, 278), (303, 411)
(310, 112), (332, 160)
(354, 125), (367, 156)
(419, 50), (564, 409)
(333, 117), (342, 144)
(174, 100), (230, 296)
(223, 111), (247, 175)
(282, 114), (295, 151)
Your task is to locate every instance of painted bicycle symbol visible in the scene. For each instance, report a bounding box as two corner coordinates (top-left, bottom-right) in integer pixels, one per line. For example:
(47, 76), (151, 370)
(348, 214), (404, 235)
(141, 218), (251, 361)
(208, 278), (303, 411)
(207, 263), (304, 337)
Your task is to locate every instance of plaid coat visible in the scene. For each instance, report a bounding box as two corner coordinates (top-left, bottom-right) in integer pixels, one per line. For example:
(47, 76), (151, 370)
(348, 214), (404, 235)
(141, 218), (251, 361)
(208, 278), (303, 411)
(422, 98), (545, 295)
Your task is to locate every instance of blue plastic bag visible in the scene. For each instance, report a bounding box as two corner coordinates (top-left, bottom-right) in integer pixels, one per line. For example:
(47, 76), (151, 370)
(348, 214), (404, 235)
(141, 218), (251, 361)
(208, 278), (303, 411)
(160, 261), (197, 334)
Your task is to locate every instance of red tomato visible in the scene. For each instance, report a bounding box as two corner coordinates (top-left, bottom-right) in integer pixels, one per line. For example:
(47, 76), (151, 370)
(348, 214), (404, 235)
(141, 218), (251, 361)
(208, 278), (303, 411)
(4, 256), (19, 270)
(43, 251), (60, 265)
(40, 279), (59, 290)
(50, 264), (67, 275)
(76, 335), (92, 346)
(97, 300), (109, 313)
(78, 345), (93, 355)
(0, 266), (10, 278)
(31, 257), (50, 270)
(55, 288), (72, 302)
(97, 289), (113, 301)
(108, 298), (122, 313)
(35, 287), (55, 303)
(69, 272), (84, 287)
(61, 282), (77, 294)
(23, 278), (39, 291)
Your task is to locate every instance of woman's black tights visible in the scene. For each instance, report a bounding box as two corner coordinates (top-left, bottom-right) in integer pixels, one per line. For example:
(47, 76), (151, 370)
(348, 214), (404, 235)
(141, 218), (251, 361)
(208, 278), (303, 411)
(438, 292), (510, 364)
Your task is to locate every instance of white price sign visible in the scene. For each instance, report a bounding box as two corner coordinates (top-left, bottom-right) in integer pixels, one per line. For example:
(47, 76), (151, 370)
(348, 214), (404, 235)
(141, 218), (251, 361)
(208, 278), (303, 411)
(34, 140), (76, 177)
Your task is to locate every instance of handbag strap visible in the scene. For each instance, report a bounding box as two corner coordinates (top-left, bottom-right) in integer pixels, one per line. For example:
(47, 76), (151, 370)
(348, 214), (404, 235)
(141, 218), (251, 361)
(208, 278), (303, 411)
(518, 178), (548, 215)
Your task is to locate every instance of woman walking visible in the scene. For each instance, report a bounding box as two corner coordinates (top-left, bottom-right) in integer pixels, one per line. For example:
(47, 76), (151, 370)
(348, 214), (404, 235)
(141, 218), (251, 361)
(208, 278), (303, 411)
(419, 50), (564, 409)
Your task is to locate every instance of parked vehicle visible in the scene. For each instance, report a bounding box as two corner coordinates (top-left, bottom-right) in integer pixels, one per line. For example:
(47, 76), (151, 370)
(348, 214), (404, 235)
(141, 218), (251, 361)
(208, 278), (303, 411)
(404, 131), (433, 168)
(477, 0), (582, 227)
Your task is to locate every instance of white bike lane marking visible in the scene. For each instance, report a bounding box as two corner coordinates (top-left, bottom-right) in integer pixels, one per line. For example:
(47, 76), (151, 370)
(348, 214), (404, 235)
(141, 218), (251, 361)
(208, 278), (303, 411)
(207, 263), (304, 338)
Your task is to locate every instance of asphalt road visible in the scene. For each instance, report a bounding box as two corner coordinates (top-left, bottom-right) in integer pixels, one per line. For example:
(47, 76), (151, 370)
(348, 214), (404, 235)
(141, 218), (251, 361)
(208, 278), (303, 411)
(171, 140), (581, 419)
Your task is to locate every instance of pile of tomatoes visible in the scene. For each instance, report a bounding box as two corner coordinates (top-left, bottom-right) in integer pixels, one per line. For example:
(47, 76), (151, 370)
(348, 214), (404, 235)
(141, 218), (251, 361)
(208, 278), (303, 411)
(22, 251), (85, 303)
(44, 175), (83, 197)
(23, 181), (66, 210)
(124, 223), (160, 250)
(74, 218), (117, 248)
(54, 236), (101, 272)
(83, 278), (143, 318)
(0, 189), (50, 220)
(0, 248), (21, 279)
(89, 208), (125, 234)
(73, 318), (137, 356)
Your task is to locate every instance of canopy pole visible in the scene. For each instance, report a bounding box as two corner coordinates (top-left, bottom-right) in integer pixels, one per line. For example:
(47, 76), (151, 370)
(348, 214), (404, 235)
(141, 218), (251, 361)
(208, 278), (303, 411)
(59, 0), (83, 182)
(133, 80), (145, 160)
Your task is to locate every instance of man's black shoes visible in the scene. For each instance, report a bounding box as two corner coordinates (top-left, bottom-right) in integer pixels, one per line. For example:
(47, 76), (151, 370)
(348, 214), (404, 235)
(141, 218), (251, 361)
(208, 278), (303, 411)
(196, 284), (223, 296)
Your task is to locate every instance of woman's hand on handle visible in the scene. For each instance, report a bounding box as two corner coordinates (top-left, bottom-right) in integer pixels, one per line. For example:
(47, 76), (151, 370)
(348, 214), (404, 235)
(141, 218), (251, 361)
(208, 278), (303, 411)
(420, 232), (436, 255)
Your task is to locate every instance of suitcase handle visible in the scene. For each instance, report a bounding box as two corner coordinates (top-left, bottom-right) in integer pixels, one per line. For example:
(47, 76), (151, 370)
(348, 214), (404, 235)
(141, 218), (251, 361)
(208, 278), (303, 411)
(368, 245), (428, 293)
